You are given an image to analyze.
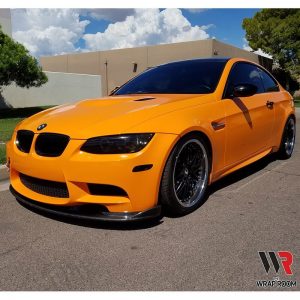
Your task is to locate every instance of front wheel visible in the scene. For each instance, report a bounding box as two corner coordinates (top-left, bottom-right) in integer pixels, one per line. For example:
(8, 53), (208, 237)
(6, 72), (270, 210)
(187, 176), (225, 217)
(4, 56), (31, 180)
(160, 134), (211, 216)
(278, 117), (296, 159)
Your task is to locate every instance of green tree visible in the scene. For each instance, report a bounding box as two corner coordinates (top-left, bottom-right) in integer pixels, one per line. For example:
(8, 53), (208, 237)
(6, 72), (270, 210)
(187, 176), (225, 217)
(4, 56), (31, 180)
(243, 9), (300, 78)
(0, 26), (47, 91)
(272, 67), (299, 95)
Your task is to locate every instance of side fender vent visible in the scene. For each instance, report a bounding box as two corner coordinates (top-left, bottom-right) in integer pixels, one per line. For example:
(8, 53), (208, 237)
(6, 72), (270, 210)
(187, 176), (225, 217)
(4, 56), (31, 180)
(134, 97), (156, 101)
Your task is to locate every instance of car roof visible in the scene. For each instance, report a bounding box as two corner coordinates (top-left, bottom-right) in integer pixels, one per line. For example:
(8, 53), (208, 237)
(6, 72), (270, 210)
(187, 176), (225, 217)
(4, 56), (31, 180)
(157, 57), (231, 67)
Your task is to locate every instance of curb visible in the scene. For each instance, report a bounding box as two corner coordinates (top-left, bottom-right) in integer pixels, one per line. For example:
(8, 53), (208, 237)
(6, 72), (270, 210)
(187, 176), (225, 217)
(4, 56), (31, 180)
(0, 165), (9, 182)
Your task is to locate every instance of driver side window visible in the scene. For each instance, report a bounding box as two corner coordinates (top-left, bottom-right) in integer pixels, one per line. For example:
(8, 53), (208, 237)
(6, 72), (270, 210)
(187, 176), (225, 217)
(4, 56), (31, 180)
(224, 62), (264, 98)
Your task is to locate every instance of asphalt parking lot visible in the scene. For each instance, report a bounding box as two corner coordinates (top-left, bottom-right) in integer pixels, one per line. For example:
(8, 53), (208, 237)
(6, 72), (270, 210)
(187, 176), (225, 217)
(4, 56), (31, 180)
(0, 113), (299, 291)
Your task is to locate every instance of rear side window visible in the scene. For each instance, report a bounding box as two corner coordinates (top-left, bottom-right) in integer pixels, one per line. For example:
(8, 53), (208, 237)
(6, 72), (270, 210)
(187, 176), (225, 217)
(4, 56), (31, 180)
(258, 69), (280, 92)
(224, 62), (264, 98)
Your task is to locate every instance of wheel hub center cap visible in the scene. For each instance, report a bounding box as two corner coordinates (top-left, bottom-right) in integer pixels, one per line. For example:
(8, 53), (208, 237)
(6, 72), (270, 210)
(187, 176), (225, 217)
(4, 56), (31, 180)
(184, 168), (189, 176)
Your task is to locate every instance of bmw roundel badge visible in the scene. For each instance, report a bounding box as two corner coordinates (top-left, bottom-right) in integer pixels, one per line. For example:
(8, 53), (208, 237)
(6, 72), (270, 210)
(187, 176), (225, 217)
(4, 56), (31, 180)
(37, 123), (47, 131)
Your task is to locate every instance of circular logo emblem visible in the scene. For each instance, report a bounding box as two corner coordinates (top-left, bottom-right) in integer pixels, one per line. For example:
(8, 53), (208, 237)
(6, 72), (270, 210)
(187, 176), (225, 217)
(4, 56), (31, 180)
(37, 123), (47, 131)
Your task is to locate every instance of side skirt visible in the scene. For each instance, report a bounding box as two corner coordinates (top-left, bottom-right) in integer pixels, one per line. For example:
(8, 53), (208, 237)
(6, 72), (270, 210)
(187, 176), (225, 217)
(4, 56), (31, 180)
(210, 147), (273, 184)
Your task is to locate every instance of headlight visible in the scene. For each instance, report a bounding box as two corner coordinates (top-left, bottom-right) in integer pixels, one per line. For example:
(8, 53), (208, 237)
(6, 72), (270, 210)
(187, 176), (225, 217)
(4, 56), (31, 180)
(80, 133), (154, 154)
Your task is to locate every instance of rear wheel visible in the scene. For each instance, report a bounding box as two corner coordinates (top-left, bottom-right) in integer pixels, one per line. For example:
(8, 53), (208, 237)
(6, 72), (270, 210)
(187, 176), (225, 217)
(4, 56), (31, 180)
(160, 134), (211, 216)
(278, 117), (296, 159)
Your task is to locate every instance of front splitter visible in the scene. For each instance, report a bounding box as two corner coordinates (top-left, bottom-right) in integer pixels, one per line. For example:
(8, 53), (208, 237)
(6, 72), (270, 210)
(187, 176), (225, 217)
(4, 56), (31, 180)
(10, 185), (162, 222)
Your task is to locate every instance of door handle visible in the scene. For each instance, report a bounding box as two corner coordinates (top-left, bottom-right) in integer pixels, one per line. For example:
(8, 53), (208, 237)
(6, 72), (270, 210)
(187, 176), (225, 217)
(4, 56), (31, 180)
(266, 100), (274, 109)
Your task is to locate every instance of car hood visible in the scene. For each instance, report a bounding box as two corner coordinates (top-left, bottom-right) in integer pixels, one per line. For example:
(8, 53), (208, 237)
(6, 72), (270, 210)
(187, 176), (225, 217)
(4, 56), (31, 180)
(18, 94), (211, 139)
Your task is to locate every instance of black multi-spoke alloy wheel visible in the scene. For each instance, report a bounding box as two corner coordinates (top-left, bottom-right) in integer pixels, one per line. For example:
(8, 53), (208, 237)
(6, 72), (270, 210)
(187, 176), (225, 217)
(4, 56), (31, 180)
(160, 134), (211, 216)
(278, 117), (296, 159)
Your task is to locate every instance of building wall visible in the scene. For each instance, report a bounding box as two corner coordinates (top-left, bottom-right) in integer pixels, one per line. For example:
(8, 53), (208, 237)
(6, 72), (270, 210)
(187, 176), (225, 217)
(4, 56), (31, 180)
(40, 39), (271, 96)
(0, 9), (12, 37)
(212, 40), (259, 63)
(40, 55), (69, 73)
(68, 52), (101, 75)
(100, 47), (148, 95)
(0, 72), (102, 108)
(147, 39), (213, 66)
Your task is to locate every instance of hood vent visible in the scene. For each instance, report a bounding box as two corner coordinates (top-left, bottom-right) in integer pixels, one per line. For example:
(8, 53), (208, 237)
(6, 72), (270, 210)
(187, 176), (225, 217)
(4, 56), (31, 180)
(134, 97), (156, 102)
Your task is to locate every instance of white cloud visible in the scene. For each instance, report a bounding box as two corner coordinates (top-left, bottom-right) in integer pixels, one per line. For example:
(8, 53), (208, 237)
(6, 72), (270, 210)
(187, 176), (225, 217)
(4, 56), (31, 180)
(79, 9), (135, 22)
(10, 8), (212, 57)
(83, 8), (210, 51)
(243, 38), (272, 59)
(11, 9), (89, 57)
(200, 24), (215, 30)
(185, 9), (207, 13)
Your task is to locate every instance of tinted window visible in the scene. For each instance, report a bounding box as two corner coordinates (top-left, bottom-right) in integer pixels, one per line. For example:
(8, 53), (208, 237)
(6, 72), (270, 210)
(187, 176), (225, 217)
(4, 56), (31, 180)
(115, 60), (227, 95)
(224, 62), (264, 98)
(259, 69), (279, 92)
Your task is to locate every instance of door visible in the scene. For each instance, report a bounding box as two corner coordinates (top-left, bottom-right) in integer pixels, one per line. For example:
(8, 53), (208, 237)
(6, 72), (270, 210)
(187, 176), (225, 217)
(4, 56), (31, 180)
(223, 62), (275, 167)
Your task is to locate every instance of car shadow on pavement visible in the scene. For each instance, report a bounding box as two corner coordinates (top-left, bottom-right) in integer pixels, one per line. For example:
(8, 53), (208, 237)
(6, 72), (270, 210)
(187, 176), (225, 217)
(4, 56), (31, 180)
(164, 153), (279, 219)
(16, 153), (279, 229)
(208, 153), (278, 195)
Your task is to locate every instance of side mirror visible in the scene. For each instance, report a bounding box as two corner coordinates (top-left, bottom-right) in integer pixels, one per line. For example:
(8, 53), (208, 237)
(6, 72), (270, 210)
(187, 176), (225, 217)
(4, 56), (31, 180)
(109, 86), (120, 96)
(233, 84), (257, 98)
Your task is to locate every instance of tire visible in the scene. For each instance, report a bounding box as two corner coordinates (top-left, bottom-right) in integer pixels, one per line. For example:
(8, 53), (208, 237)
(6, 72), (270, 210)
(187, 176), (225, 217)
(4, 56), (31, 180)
(278, 117), (296, 159)
(160, 133), (211, 216)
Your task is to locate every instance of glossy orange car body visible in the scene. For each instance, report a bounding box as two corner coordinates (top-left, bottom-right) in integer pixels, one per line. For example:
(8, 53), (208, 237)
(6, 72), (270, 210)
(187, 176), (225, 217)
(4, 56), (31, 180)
(6, 58), (295, 221)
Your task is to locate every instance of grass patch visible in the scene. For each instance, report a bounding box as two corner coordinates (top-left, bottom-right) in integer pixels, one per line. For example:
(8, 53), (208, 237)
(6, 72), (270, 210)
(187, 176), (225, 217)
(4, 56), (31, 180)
(0, 106), (55, 164)
(0, 118), (25, 165)
(0, 144), (6, 165)
(294, 96), (300, 107)
(0, 118), (24, 142)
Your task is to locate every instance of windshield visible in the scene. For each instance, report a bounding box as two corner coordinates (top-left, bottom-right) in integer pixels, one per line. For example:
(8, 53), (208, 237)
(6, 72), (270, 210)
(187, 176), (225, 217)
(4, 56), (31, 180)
(115, 60), (227, 95)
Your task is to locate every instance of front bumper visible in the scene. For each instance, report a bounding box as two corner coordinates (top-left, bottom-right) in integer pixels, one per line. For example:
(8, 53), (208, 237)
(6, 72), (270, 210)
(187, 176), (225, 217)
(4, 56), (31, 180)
(10, 185), (162, 222)
(7, 132), (178, 215)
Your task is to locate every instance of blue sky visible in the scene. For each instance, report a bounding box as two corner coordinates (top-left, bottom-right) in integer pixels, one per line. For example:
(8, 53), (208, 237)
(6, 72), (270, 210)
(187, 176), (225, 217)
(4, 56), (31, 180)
(11, 8), (261, 58)
(181, 9), (260, 47)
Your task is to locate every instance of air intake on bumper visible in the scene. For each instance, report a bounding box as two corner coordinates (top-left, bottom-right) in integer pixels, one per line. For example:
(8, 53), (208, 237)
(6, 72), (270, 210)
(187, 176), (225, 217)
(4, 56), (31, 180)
(20, 173), (69, 198)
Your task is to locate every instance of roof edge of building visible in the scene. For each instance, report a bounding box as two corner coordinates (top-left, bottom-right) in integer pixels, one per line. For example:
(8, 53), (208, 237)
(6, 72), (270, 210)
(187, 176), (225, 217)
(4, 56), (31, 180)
(40, 38), (246, 60)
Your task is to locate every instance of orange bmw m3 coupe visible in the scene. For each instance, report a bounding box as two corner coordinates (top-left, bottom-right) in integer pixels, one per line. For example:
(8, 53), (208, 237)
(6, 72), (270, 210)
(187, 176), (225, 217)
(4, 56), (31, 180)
(6, 58), (296, 221)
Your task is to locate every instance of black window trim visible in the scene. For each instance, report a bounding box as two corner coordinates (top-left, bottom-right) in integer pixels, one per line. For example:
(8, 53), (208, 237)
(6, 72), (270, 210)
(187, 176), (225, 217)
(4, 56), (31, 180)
(222, 61), (280, 99)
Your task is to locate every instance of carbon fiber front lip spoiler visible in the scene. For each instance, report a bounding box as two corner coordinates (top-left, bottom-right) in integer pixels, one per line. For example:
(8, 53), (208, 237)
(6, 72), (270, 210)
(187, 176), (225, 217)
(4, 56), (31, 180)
(10, 185), (162, 222)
